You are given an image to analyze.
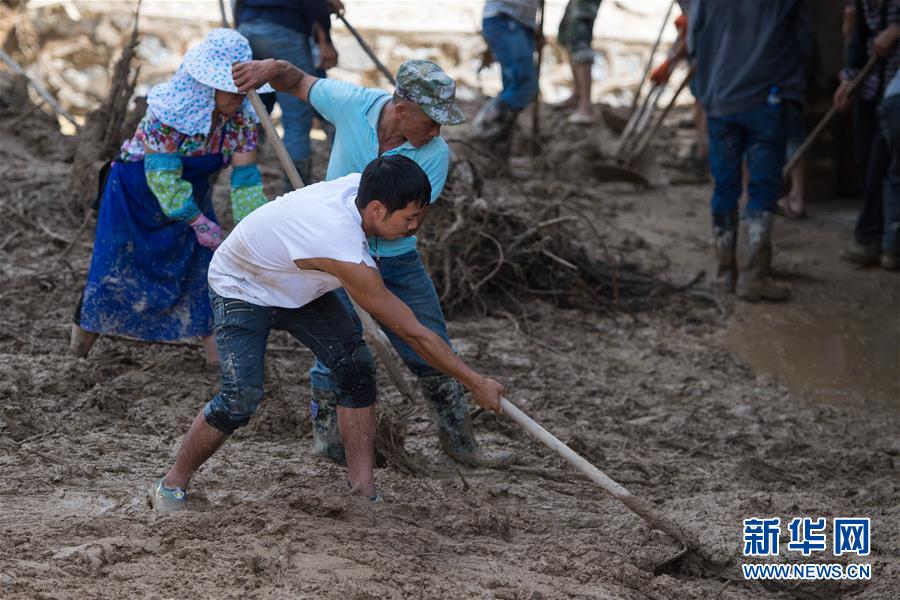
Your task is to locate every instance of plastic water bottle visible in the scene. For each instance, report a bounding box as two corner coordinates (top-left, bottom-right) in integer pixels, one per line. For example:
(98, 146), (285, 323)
(767, 85), (781, 108)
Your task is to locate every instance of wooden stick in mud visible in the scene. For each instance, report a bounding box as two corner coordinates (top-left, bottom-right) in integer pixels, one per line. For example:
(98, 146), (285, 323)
(248, 89), (418, 403)
(500, 396), (703, 553)
(0, 48), (80, 131)
(337, 14), (396, 86)
(782, 54), (879, 179)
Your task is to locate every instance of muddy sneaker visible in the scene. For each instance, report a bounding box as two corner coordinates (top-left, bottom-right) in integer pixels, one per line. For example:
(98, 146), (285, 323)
(151, 478), (187, 513)
(881, 252), (900, 271)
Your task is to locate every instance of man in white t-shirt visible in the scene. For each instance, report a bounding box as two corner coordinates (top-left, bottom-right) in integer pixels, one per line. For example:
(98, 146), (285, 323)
(152, 156), (505, 511)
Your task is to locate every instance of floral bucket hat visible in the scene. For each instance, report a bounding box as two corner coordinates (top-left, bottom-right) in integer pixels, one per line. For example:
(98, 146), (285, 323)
(183, 28), (274, 94)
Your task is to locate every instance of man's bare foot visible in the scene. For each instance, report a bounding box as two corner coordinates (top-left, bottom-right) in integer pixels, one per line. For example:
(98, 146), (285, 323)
(777, 194), (807, 220)
(567, 108), (596, 124)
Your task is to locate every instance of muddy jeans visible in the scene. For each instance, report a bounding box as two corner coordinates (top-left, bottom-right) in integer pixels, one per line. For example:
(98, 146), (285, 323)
(708, 104), (786, 230)
(204, 290), (376, 435)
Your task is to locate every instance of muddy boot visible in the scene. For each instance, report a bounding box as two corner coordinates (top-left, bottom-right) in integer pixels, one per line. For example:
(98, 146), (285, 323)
(310, 386), (346, 466)
(712, 217), (737, 293)
(472, 98), (518, 159)
(419, 374), (516, 469)
(840, 243), (880, 266)
(736, 212), (790, 302)
(70, 324), (99, 358)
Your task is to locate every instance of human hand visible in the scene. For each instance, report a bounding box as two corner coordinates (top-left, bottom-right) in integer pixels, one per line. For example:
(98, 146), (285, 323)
(535, 32), (547, 51)
(833, 81), (851, 113)
(327, 0), (345, 15)
(318, 41), (339, 70)
(232, 59), (280, 93)
(873, 24), (900, 57)
(470, 377), (504, 414)
(190, 214), (223, 250)
(650, 59), (671, 86)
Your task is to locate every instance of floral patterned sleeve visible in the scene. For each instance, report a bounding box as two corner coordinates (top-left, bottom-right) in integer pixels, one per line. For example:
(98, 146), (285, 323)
(119, 113), (189, 161)
(230, 109), (260, 155)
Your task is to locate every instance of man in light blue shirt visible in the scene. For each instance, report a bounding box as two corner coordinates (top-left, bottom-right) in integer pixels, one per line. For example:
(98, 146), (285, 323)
(233, 59), (515, 468)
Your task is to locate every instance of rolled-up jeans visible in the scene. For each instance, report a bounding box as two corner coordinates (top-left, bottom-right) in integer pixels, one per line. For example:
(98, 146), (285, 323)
(237, 19), (316, 164)
(310, 250), (453, 392)
(205, 290), (376, 435)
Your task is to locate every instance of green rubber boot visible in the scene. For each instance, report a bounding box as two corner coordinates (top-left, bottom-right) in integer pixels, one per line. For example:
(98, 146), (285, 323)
(419, 374), (516, 469)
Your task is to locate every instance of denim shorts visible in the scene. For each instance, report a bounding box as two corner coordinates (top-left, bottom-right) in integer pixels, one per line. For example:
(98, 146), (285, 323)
(204, 290), (376, 435)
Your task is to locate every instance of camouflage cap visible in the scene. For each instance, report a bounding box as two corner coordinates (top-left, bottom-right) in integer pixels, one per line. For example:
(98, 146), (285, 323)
(395, 60), (466, 126)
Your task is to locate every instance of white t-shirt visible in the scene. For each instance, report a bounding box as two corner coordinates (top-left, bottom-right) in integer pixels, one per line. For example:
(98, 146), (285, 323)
(208, 173), (377, 308)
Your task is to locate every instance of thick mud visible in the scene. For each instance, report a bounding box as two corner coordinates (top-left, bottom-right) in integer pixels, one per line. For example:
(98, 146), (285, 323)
(1, 78), (898, 599)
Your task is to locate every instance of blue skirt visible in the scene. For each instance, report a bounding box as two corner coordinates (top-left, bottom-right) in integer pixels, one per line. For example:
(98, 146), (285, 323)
(77, 154), (223, 341)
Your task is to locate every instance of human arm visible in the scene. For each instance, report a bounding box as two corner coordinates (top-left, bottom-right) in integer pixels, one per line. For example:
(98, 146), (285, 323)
(312, 22), (339, 70)
(233, 59), (319, 102)
(300, 259), (504, 412)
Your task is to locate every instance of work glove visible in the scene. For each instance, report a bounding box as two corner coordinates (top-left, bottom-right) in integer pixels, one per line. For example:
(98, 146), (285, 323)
(190, 214), (223, 250)
(650, 59), (671, 86)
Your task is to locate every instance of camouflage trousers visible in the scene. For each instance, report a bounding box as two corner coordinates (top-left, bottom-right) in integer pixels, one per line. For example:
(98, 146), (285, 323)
(557, 0), (603, 64)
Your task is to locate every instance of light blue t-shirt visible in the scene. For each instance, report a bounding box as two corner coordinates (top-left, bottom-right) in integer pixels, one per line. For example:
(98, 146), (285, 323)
(308, 78), (450, 257)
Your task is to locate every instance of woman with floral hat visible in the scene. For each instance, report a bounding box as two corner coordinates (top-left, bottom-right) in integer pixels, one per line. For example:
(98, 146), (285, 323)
(70, 29), (273, 365)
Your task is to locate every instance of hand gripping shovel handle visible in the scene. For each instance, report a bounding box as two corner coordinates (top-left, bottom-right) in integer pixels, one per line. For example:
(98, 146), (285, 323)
(783, 54), (879, 178)
(501, 396), (701, 553)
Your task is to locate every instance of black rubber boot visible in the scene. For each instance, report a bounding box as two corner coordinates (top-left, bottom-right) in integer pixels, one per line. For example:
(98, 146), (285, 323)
(310, 386), (346, 466)
(419, 374), (516, 469)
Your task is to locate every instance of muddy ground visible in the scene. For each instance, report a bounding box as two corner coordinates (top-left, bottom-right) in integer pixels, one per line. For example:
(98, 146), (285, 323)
(1, 76), (899, 599)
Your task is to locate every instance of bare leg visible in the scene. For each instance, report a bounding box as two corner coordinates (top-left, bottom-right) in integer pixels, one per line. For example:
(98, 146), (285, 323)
(337, 405), (376, 498)
(163, 409), (227, 490)
(202, 335), (220, 366)
(570, 61), (595, 121)
(553, 54), (579, 108)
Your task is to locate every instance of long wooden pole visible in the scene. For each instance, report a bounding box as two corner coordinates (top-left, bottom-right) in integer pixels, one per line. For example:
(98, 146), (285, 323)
(501, 397), (702, 552)
(247, 89), (417, 402)
(782, 54), (879, 178)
